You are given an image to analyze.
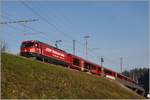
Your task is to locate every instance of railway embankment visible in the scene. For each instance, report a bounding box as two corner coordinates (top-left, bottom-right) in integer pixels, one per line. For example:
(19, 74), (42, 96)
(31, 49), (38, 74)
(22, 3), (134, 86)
(1, 53), (144, 99)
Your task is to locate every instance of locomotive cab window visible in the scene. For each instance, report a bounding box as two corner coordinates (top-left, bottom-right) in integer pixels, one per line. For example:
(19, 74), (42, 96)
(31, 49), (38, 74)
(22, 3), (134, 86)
(73, 58), (80, 66)
(21, 42), (35, 48)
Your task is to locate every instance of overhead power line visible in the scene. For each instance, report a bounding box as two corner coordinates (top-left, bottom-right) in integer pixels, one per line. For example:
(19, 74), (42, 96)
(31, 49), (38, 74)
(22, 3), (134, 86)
(0, 19), (38, 24)
(20, 1), (75, 40)
(1, 14), (75, 51)
(1, 15), (52, 42)
(20, 1), (88, 49)
(0, 18), (39, 35)
(19, 1), (120, 69)
(3, 14), (119, 70)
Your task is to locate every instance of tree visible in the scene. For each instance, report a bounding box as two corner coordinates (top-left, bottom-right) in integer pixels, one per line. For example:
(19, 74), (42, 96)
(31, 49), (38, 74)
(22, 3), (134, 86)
(0, 40), (8, 52)
(122, 68), (149, 96)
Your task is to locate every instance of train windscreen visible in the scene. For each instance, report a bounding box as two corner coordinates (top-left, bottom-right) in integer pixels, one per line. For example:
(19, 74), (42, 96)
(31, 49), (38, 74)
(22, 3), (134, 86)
(21, 42), (35, 48)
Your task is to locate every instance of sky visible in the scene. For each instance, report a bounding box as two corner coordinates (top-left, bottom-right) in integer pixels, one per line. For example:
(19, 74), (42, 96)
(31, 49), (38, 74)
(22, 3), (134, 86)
(0, 0), (149, 72)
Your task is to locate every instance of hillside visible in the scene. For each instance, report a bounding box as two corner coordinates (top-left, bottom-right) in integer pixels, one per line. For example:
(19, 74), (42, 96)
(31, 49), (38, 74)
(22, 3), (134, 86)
(1, 53), (144, 99)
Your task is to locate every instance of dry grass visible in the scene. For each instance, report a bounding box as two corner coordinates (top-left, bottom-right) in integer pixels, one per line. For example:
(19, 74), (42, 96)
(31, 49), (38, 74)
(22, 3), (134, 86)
(1, 53), (144, 99)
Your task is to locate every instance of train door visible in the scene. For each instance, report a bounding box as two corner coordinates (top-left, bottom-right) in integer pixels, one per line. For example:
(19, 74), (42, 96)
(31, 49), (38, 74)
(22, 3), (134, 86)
(90, 65), (97, 74)
(84, 62), (91, 72)
(72, 57), (81, 70)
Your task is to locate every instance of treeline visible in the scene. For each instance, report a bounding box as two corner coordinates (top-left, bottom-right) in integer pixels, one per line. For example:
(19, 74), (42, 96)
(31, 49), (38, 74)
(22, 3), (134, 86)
(122, 68), (149, 95)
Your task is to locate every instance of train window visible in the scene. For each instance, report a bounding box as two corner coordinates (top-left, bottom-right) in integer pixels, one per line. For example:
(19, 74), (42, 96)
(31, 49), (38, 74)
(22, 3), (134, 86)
(73, 58), (80, 66)
(91, 65), (96, 70)
(21, 42), (35, 48)
(104, 69), (112, 75)
(117, 74), (123, 79)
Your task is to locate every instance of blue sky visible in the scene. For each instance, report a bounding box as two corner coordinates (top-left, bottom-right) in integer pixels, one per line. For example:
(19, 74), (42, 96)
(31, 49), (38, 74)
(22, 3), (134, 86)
(0, 1), (149, 72)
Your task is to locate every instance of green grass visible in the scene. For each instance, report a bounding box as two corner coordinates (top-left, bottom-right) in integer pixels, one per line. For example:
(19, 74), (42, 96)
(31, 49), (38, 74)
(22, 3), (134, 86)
(1, 53), (144, 99)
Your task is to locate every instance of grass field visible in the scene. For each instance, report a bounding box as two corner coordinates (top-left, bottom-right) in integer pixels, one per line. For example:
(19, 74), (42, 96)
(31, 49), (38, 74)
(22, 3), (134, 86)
(1, 53), (144, 99)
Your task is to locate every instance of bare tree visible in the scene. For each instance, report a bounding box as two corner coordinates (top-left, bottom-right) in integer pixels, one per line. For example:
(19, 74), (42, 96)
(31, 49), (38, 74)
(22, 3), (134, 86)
(0, 40), (8, 52)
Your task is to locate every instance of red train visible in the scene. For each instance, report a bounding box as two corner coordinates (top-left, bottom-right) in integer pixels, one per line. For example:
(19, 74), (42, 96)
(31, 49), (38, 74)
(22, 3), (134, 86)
(20, 40), (145, 95)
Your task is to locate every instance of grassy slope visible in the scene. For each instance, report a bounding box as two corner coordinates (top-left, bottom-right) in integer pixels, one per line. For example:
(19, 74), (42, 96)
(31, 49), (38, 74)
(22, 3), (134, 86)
(1, 53), (143, 99)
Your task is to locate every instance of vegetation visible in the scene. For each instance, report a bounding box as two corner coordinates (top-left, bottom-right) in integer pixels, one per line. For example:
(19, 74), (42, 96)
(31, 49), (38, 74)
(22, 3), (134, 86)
(122, 68), (149, 96)
(0, 40), (9, 52)
(1, 53), (144, 99)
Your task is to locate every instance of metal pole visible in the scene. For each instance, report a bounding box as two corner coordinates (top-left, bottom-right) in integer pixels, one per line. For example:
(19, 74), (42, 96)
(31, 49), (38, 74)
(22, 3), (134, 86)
(120, 57), (123, 73)
(55, 43), (58, 48)
(101, 57), (104, 77)
(73, 40), (75, 55)
(85, 39), (87, 58)
(133, 71), (135, 81)
(55, 40), (62, 49)
(84, 35), (89, 59)
(22, 22), (26, 36)
(55, 41), (58, 48)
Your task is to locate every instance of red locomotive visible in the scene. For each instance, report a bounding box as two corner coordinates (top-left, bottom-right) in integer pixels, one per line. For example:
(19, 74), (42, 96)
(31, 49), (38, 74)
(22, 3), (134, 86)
(20, 40), (69, 66)
(20, 40), (145, 95)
